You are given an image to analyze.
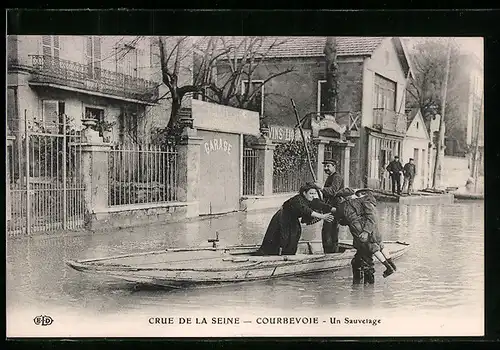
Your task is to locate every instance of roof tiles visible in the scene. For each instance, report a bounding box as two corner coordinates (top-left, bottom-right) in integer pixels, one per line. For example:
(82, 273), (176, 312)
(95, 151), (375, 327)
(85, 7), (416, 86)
(218, 36), (387, 58)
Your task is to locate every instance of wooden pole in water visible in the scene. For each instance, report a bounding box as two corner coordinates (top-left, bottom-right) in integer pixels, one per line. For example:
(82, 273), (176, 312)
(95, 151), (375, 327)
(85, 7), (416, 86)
(473, 91), (483, 192)
(291, 99), (317, 183)
(432, 39), (452, 189)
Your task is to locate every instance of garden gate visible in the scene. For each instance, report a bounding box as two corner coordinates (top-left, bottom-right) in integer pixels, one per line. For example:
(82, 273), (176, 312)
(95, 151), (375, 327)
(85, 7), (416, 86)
(6, 116), (85, 236)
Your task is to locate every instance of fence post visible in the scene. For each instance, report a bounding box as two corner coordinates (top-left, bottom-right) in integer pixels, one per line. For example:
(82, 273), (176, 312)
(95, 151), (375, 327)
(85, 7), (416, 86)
(253, 136), (276, 196)
(338, 143), (353, 188)
(76, 118), (111, 229)
(313, 138), (329, 185)
(177, 127), (203, 218)
(6, 136), (15, 222)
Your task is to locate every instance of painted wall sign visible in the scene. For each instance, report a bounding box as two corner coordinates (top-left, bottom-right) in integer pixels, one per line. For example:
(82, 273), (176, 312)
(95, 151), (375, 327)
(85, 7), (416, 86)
(204, 138), (233, 155)
(266, 125), (311, 143)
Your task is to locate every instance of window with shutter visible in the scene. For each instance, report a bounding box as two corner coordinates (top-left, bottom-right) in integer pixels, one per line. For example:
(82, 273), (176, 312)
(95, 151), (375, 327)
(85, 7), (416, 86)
(42, 100), (60, 131)
(7, 87), (18, 134)
(116, 44), (138, 79)
(85, 36), (101, 79)
(374, 74), (396, 111)
(42, 35), (60, 68)
(318, 80), (328, 112)
(242, 80), (264, 115)
(93, 36), (101, 79)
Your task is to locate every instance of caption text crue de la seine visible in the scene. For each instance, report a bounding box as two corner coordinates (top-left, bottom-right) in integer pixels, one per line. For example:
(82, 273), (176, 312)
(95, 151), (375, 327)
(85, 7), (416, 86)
(148, 316), (382, 326)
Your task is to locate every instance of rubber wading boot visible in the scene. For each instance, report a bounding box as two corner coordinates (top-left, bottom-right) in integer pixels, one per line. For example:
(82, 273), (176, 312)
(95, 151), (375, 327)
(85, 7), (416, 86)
(387, 258), (397, 271)
(364, 271), (375, 284)
(352, 268), (363, 284)
(382, 261), (395, 278)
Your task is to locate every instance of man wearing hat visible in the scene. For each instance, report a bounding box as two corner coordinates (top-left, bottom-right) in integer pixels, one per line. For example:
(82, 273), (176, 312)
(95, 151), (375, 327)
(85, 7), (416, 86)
(403, 158), (417, 195)
(386, 155), (403, 195)
(315, 158), (344, 253)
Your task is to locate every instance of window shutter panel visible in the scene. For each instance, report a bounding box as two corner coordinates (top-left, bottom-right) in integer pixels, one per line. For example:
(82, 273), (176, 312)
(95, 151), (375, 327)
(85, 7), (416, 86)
(93, 36), (101, 68)
(116, 47), (124, 74)
(53, 36), (60, 62)
(85, 36), (93, 68)
(43, 100), (59, 128)
(42, 35), (52, 56)
(132, 49), (138, 77)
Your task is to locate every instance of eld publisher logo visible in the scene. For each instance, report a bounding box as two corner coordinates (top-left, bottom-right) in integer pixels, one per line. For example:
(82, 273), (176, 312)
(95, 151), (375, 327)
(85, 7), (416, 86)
(33, 315), (54, 326)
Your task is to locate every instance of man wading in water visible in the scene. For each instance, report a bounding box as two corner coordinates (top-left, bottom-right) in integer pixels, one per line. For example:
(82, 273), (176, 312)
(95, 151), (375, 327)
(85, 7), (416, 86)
(332, 188), (397, 284)
(314, 159), (344, 253)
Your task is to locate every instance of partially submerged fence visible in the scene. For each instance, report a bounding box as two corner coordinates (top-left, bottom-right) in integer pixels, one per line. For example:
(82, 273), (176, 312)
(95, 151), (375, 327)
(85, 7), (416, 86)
(7, 117), (85, 236)
(273, 159), (314, 194)
(108, 143), (179, 206)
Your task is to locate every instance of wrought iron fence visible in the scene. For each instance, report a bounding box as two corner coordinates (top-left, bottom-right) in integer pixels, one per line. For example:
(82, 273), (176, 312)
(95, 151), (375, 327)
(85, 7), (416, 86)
(29, 55), (159, 102)
(242, 148), (258, 195)
(273, 159), (315, 194)
(108, 143), (178, 206)
(6, 117), (85, 236)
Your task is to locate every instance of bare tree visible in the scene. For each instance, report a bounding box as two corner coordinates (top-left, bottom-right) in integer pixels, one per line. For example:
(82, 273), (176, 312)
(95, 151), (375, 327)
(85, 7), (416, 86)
(406, 38), (466, 146)
(155, 36), (296, 137)
(196, 36), (296, 113)
(158, 36), (203, 133)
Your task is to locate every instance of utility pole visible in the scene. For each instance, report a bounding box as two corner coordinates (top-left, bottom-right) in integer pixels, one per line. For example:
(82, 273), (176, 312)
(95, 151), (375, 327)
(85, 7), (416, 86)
(473, 90), (484, 192)
(432, 40), (452, 189)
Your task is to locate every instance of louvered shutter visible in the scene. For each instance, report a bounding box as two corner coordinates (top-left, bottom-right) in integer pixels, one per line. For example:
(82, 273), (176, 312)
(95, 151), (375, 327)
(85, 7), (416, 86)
(42, 35), (52, 68)
(93, 36), (101, 78)
(53, 36), (60, 58)
(85, 36), (93, 78)
(132, 49), (138, 78)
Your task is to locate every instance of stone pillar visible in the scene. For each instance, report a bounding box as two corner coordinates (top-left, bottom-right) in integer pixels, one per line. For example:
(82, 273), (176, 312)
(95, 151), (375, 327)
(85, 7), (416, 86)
(313, 138), (329, 185)
(6, 136), (15, 221)
(253, 136), (276, 196)
(339, 144), (352, 188)
(75, 119), (112, 229)
(177, 127), (203, 218)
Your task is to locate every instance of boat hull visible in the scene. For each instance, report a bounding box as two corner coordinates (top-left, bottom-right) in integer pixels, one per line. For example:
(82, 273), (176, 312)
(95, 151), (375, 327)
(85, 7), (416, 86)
(66, 240), (410, 288)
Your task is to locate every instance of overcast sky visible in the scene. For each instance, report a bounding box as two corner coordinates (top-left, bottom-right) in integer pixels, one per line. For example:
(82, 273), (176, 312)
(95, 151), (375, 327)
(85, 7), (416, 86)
(404, 37), (483, 62)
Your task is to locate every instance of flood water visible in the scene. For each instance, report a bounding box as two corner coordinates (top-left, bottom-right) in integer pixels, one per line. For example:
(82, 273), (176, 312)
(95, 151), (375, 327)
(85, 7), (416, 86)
(7, 201), (484, 321)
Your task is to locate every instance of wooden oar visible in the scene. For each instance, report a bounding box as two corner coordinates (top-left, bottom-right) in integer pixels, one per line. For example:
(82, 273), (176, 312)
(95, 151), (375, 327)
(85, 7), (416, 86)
(291, 99), (325, 226)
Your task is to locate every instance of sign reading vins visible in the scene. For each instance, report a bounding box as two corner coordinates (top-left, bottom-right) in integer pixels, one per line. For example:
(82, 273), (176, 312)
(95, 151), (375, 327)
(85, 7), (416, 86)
(266, 125), (311, 143)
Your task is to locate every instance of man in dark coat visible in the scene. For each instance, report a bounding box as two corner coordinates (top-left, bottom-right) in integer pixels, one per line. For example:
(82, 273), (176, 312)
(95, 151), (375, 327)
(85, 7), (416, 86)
(403, 158), (417, 195)
(255, 183), (335, 256)
(386, 155), (403, 195)
(333, 188), (397, 284)
(315, 159), (344, 253)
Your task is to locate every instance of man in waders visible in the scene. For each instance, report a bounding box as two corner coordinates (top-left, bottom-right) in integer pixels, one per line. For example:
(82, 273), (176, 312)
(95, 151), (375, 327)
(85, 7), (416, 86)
(315, 159), (344, 253)
(333, 188), (397, 284)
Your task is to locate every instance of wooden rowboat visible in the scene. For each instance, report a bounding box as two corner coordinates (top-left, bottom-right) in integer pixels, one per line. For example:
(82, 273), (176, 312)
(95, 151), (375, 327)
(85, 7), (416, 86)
(66, 239), (410, 289)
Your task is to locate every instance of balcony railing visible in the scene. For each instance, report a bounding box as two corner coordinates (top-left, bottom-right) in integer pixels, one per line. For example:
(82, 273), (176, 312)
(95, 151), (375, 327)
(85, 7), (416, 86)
(372, 108), (407, 134)
(28, 55), (159, 103)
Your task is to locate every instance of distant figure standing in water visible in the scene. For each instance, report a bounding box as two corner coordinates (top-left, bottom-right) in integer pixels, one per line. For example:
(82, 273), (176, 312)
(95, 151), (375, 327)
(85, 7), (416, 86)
(403, 158), (416, 195)
(255, 183), (335, 256)
(386, 155), (403, 195)
(332, 188), (397, 284)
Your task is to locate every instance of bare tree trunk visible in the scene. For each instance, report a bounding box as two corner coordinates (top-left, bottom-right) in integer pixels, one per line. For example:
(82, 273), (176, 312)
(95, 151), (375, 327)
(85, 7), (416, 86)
(324, 37), (338, 113)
